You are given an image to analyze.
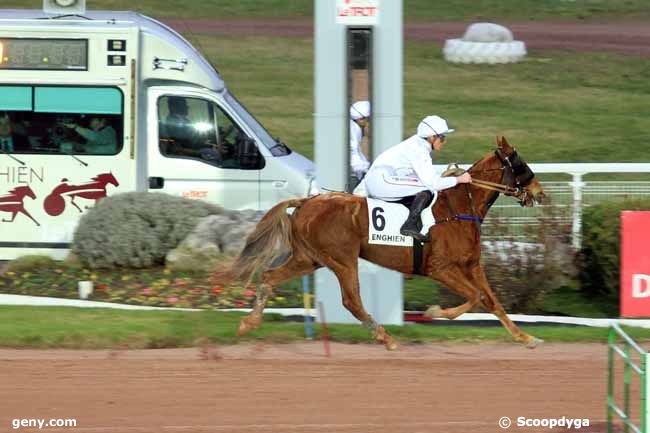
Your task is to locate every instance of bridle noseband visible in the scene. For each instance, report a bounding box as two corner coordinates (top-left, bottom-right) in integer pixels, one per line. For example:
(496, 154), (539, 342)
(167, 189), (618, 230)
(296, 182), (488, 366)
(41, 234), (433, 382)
(490, 148), (534, 205)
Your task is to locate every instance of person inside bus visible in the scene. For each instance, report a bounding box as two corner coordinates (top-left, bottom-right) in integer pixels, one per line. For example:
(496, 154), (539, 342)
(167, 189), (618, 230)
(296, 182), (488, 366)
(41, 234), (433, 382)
(160, 96), (196, 148)
(0, 112), (30, 152)
(63, 116), (117, 154)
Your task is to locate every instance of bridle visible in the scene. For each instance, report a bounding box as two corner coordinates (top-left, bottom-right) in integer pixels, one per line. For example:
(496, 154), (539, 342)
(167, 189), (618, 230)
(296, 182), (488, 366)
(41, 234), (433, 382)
(434, 147), (537, 229)
(469, 148), (535, 205)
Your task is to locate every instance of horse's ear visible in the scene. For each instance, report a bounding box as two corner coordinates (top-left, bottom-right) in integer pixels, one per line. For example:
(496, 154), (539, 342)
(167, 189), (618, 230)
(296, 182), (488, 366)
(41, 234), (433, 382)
(496, 135), (512, 151)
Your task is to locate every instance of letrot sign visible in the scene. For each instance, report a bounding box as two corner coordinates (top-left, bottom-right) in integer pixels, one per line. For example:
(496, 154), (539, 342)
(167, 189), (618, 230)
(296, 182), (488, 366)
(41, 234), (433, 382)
(620, 211), (650, 317)
(336, 0), (379, 25)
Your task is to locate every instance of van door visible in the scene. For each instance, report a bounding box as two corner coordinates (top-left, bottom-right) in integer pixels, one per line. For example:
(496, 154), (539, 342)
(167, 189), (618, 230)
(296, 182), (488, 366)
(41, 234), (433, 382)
(146, 88), (265, 210)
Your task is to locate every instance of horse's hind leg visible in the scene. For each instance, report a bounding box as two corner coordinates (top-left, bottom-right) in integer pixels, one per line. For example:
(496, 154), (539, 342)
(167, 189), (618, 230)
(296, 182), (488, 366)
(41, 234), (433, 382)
(326, 259), (398, 351)
(237, 251), (318, 336)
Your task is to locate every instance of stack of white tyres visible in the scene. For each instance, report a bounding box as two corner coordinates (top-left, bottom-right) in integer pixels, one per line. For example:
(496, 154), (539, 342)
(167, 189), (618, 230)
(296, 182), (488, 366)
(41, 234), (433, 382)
(443, 39), (527, 64)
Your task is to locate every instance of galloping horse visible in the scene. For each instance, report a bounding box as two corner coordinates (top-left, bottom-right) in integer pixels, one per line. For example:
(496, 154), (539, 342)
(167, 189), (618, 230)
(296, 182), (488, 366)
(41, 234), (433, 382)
(0, 185), (40, 226)
(223, 136), (546, 350)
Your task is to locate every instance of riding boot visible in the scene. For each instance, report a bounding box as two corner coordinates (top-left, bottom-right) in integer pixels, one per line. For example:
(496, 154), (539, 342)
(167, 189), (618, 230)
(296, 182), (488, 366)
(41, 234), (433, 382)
(400, 190), (434, 242)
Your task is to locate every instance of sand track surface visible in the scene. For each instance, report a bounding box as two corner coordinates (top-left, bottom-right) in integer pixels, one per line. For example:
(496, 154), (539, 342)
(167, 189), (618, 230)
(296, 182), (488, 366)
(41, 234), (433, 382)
(0, 342), (624, 433)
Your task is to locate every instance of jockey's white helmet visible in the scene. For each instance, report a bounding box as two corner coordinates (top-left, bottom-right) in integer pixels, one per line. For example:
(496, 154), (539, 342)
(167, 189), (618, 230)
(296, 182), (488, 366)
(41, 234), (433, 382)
(417, 115), (455, 138)
(350, 101), (371, 120)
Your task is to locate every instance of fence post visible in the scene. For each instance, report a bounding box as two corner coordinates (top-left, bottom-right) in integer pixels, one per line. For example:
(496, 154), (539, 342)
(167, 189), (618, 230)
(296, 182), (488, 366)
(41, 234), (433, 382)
(626, 344), (631, 433)
(608, 326), (615, 433)
(570, 173), (585, 249)
(641, 353), (650, 433)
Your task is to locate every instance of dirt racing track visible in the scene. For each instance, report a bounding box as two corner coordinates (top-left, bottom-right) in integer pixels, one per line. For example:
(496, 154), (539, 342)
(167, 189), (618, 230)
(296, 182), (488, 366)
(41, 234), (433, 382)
(0, 342), (629, 433)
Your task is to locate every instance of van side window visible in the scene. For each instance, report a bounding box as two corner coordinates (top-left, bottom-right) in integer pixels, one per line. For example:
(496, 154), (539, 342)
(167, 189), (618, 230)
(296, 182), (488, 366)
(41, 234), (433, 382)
(0, 86), (123, 155)
(158, 95), (263, 169)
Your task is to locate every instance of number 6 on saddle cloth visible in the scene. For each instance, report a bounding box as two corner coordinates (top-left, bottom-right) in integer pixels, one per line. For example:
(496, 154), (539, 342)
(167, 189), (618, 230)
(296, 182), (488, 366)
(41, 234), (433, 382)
(365, 191), (437, 248)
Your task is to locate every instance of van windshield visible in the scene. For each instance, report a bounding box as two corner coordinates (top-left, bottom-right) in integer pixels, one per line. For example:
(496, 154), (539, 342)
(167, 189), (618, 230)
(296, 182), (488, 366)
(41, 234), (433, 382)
(224, 91), (291, 156)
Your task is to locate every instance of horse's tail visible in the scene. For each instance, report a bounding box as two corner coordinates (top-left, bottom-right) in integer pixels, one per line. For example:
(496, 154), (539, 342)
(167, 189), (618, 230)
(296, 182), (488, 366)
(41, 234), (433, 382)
(227, 197), (309, 283)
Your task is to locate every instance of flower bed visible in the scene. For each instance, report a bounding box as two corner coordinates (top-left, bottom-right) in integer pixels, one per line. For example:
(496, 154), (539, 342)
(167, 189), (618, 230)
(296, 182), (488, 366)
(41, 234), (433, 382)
(0, 260), (302, 309)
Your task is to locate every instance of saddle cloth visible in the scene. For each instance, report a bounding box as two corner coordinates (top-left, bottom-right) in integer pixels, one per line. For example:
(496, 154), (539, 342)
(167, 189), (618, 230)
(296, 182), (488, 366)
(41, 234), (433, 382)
(365, 196), (436, 247)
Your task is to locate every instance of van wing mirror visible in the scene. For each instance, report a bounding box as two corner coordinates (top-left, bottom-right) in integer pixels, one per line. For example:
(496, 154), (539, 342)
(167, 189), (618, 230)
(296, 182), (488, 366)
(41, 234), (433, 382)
(238, 137), (265, 170)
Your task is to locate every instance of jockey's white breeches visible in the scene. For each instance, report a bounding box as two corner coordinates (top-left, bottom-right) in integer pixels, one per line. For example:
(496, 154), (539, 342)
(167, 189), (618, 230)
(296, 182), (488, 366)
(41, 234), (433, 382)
(365, 166), (430, 201)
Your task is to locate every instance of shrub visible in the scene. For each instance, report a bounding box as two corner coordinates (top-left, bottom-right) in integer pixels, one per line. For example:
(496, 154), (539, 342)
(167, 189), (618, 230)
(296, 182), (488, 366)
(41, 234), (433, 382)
(72, 192), (226, 269)
(4, 255), (58, 273)
(579, 198), (650, 301)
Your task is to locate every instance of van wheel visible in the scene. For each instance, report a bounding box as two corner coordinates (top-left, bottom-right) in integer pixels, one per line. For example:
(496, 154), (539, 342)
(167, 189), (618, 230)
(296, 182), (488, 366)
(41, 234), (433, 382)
(44, 194), (65, 216)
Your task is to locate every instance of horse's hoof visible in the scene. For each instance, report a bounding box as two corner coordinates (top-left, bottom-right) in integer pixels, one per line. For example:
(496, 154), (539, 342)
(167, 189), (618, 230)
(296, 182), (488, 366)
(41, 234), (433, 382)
(237, 318), (256, 336)
(424, 305), (442, 319)
(525, 337), (544, 349)
(236, 320), (250, 336)
(385, 341), (398, 351)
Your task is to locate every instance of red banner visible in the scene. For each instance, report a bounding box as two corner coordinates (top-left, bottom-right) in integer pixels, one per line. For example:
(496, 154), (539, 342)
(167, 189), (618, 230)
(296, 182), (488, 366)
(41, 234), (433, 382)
(620, 211), (650, 317)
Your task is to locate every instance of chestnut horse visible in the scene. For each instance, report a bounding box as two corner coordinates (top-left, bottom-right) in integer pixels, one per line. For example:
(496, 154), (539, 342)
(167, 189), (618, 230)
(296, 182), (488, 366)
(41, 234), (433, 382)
(225, 136), (546, 350)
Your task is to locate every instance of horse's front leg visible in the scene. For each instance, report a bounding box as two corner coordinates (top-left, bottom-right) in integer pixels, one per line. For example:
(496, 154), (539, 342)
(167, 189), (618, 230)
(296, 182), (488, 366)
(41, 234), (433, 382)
(424, 301), (476, 320)
(426, 267), (481, 320)
(70, 196), (83, 213)
(20, 210), (40, 227)
(469, 265), (543, 349)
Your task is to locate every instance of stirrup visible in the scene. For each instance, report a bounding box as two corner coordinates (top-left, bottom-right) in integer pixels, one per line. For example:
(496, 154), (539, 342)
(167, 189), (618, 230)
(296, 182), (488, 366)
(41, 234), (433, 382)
(400, 225), (430, 242)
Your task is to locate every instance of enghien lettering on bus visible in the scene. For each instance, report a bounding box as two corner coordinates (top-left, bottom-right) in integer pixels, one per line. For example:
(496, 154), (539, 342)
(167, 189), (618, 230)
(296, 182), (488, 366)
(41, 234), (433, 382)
(0, 166), (45, 184)
(372, 233), (407, 243)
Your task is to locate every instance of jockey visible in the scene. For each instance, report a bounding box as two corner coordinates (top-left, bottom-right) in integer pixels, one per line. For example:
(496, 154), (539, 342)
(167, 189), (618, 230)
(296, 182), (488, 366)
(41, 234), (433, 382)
(364, 115), (472, 241)
(349, 101), (371, 186)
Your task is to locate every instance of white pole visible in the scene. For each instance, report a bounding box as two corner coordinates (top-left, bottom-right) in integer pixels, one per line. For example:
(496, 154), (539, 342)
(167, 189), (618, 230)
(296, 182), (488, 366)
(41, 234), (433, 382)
(570, 173), (584, 249)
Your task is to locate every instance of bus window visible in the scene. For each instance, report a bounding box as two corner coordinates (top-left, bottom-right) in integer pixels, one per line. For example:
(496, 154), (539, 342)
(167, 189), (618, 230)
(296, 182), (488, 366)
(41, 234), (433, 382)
(0, 86), (123, 155)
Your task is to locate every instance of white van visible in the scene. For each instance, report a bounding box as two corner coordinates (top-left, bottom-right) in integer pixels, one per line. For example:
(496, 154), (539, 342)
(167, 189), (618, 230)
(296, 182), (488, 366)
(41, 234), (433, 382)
(0, 6), (317, 260)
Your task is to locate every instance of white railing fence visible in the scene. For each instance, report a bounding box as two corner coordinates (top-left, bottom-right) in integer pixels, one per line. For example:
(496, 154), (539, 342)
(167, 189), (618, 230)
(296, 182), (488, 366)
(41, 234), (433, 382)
(435, 163), (650, 249)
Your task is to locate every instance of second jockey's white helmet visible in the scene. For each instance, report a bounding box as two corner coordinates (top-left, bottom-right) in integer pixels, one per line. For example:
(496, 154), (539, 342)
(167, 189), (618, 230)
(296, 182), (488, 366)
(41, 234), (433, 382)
(350, 100), (371, 120)
(417, 115), (455, 138)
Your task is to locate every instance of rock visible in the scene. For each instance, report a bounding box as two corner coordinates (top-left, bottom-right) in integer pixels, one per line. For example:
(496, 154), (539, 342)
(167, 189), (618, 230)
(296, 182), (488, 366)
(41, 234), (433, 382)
(165, 210), (265, 271)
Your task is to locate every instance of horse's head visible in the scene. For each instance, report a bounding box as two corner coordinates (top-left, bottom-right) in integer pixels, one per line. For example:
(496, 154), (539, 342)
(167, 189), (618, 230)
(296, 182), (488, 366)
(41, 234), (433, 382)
(10, 185), (36, 200)
(494, 136), (545, 207)
(95, 172), (119, 187)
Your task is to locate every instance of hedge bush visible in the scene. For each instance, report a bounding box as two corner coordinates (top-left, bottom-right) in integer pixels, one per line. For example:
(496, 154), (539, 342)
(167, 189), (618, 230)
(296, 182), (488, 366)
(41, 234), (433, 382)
(579, 198), (650, 301)
(72, 192), (225, 269)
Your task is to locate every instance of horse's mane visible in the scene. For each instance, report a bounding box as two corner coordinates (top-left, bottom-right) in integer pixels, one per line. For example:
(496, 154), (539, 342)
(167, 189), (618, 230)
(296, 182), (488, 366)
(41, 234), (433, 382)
(467, 150), (499, 174)
(9, 186), (30, 194)
(92, 173), (109, 181)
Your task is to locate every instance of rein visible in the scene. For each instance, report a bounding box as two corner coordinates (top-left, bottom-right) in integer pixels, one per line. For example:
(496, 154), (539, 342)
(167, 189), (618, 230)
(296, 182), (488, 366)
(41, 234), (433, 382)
(437, 149), (534, 225)
(444, 164), (527, 201)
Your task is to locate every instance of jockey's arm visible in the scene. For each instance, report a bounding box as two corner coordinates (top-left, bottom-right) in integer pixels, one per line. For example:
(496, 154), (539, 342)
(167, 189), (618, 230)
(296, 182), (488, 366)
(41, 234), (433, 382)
(408, 151), (458, 193)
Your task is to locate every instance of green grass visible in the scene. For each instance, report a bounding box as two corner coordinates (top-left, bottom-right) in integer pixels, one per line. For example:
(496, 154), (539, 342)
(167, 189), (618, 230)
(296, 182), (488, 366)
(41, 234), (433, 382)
(185, 34), (650, 164)
(0, 305), (644, 349)
(9, 0), (650, 20)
